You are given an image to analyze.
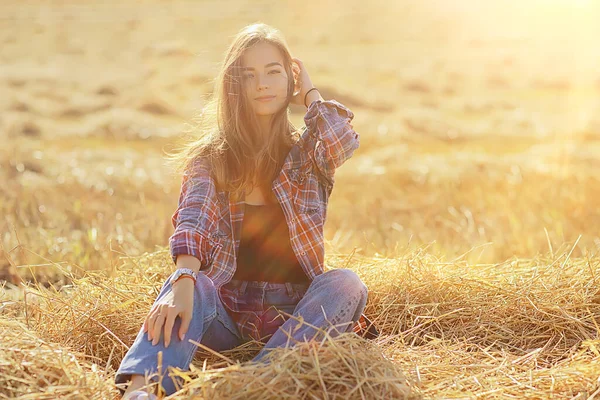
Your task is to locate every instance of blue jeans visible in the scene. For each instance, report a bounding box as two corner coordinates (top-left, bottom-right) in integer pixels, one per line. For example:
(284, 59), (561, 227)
(114, 268), (368, 396)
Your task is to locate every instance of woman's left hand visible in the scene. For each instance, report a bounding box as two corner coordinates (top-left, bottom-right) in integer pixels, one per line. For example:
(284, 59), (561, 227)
(290, 57), (316, 107)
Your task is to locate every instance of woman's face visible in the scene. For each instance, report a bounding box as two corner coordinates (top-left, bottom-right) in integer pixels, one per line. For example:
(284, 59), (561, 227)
(240, 42), (290, 117)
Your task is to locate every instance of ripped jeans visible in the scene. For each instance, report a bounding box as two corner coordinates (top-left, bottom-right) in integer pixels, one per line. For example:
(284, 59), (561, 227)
(114, 268), (368, 396)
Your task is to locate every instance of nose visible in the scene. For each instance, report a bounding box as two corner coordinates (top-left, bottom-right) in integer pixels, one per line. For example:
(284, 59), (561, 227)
(256, 73), (269, 91)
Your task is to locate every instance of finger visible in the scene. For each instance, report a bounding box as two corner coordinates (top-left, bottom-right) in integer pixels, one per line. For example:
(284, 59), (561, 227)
(146, 312), (158, 341)
(179, 312), (192, 342)
(152, 313), (166, 346)
(163, 311), (177, 347)
(143, 309), (154, 333)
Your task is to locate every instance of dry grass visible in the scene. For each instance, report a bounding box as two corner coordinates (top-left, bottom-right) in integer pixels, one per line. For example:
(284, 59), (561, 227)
(2, 249), (600, 398)
(2, 0), (600, 398)
(0, 318), (116, 399)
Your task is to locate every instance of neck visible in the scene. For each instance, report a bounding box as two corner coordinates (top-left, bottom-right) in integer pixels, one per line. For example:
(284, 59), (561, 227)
(257, 114), (273, 137)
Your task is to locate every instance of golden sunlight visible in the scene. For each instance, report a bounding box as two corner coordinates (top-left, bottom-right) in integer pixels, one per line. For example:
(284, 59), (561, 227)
(3, 0), (600, 398)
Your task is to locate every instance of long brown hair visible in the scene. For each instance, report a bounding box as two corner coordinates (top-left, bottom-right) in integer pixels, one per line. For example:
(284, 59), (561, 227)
(164, 23), (301, 203)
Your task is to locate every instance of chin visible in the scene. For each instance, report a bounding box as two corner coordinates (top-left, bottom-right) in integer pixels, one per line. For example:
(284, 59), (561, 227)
(255, 105), (285, 116)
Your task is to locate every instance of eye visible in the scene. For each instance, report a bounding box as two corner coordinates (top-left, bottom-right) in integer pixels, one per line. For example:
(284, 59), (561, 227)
(269, 70), (281, 74)
(243, 73), (254, 79)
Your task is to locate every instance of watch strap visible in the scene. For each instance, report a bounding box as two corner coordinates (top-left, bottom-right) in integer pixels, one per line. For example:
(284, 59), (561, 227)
(171, 268), (197, 285)
(174, 275), (195, 284)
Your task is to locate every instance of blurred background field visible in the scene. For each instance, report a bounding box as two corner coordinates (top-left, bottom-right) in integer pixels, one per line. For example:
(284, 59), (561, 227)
(2, 0), (600, 398)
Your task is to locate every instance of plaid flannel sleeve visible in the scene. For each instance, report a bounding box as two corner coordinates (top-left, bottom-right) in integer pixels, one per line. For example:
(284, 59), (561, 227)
(303, 99), (360, 181)
(168, 160), (219, 267)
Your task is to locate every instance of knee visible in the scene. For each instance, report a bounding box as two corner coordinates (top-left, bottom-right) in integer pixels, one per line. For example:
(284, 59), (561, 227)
(191, 272), (218, 309)
(194, 272), (215, 289)
(325, 268), (368, 297)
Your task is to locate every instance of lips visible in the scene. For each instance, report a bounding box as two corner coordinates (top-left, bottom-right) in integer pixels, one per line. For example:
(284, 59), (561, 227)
(255, 96), (275, 101)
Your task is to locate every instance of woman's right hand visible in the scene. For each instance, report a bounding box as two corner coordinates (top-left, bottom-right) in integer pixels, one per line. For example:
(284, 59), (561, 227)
(143, 278), (195, 347)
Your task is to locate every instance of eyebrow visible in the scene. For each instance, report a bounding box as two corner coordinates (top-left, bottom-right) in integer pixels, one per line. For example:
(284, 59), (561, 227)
(241, 62), (283, 71)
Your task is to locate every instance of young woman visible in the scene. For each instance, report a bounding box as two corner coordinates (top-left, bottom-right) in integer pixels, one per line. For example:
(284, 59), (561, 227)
(115, 23), (379, 399)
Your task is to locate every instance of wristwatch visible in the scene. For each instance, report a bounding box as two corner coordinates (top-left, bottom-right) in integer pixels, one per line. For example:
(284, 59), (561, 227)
(169, 268), (197, 285)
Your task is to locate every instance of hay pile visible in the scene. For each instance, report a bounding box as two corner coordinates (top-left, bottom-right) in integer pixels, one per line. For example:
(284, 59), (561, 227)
(157, 333), (411, 399)
(0, 319), (115, 399)
(2, 247), (600, 398)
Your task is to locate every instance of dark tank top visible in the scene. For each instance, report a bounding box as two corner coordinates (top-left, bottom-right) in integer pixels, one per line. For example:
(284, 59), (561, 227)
(232, 202), (309, 284)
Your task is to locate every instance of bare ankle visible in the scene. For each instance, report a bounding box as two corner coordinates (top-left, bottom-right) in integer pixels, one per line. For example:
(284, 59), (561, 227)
(122, 374), (152, 398)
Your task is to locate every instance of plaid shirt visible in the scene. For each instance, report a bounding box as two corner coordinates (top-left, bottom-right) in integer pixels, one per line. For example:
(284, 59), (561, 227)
(169, 99), (379, 341)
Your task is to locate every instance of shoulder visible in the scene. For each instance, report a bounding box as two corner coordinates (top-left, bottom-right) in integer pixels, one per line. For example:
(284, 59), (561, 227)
(180, 156), (219, 195)
(184, 156), (214, 180)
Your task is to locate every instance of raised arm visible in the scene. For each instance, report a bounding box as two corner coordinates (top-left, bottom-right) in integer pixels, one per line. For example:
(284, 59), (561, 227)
(303, 98), (360, 182)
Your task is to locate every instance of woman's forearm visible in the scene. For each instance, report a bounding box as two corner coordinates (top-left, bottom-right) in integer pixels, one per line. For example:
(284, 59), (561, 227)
(305, 89), (324, 108)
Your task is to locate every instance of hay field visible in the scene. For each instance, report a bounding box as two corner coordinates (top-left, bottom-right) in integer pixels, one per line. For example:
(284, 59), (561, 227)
(2, 0), (600, 398)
